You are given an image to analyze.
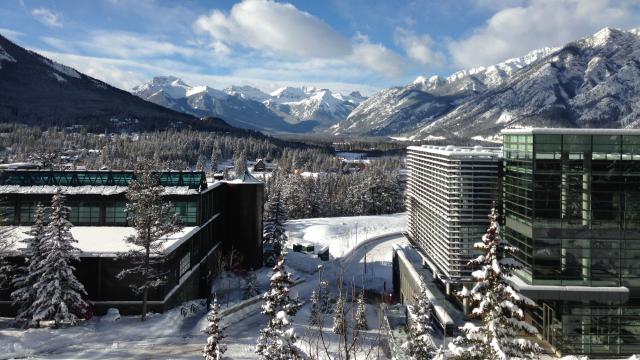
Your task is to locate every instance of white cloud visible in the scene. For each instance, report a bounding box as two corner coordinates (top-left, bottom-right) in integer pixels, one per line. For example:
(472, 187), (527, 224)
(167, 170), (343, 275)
(32, 7), (62, 28)
(394, 28), (445, 67)
(0, 28), (24, 40)
(194, 0), (404, 76)
(449, 0), (640, 68)
(351, 38), (406, 77)
(194, 0), (352, 58)
(82, 31), (199, 58)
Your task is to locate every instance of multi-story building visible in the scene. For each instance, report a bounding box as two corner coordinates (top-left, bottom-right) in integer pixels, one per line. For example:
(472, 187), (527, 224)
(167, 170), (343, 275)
(406, 145), (501, 289)
(0, 169), (263, 316)
(502, 128), (640, 356)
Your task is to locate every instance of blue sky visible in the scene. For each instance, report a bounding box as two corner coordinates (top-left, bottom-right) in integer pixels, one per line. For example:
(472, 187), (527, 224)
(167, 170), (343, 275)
(2, 0), (640, 95)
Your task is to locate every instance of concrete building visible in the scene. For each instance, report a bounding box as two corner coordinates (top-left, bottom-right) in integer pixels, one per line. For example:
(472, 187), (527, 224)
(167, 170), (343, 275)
(0, 169), (263, 316)
(405, 145), (501, 288)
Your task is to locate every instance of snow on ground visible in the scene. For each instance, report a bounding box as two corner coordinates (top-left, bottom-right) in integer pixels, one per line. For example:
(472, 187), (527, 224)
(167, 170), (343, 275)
(0, 213), (408, 359)
(286, 213), (406, 258)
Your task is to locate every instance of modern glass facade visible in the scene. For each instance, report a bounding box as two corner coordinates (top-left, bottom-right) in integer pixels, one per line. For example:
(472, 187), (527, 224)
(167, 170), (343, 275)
(502, 129), (640, 356)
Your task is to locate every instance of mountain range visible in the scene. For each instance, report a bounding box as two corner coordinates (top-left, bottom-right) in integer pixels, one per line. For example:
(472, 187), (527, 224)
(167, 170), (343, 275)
(133, 77), (366, 133)
(332, 27), (640, 141)
(0, 34), (233, 133)
(2, 27), (640, 140)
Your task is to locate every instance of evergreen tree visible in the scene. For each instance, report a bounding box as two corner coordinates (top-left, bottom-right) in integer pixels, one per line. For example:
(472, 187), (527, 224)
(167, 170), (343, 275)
(196, 156), (205, 172)
(450, 207), (541, 360)
(308, 289), (321, 326)
(31, 189), (88, 327)
(406, 284), (436, 359)
(332, 289), (346, 335)
(233, 149), (248, 177)
(263, 190), (288, 255)
(255, 256), (301, 360)
(355, 288), (368, 331)
(11, 204), (47, 326)
(203, 296), (227, 360)
(117, 162), (184, 321)
(0, 200), (16, 291)
(318, 279), (332, 314)
(244, 271), (259, 299)
(210, 146), (219, 177)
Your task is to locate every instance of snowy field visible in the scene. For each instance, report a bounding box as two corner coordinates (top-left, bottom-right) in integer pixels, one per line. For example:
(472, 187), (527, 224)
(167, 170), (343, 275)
(0, 213), (408, 359)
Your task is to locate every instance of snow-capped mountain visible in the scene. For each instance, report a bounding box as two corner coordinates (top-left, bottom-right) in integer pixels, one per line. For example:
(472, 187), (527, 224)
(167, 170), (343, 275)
(263, 87), (366, 127)
(333, 27), (640, 140)
(134, 79), (366, 132)
(0, 34), (233, 132)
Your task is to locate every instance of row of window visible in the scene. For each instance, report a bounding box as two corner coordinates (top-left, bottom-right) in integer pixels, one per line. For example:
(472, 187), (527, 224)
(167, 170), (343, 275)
(8, 201), (198, 225)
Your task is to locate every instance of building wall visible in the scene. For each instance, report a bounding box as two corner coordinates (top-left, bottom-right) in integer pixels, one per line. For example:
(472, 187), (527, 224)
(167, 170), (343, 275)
(0, 173), (264, 317)
(406, 146), (500, 282)
(503, 132), (640, 356)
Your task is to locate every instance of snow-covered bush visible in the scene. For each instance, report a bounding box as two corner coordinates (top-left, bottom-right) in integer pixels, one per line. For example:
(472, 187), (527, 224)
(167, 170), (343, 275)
(203, 296), (226, 360)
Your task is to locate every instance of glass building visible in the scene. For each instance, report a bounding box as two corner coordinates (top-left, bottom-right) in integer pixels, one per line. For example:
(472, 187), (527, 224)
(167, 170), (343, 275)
(502, 129), (640, 356)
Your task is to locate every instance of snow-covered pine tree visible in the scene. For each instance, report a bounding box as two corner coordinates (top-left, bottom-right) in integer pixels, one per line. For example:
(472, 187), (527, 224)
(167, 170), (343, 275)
(0, 199), (16, 290)
(233, 149), (248, 177)
(406, 284), (436, 359)
(31, 189), (88, 327)
(450, 207), (541, 360)
(355, 288), (368, 330)
(203, 295), (226, 360)
(210, 146), (219, 177)
(117, 162), (183, 321)
(255, 256), (301, 360)
(244, 271), (259, 299)
(308, 289), (321, 326)
(11, 204), (47, 326)
(319, 279), (332, 314)
(196, 156), (205, 172)
(263, 190), (288, 256)
(332, 289), (346, 335)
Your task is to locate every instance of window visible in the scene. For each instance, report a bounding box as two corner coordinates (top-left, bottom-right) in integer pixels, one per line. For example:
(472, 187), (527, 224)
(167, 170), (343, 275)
(19, 202), (38, 224)
(69, 202), (101, 225)
(173, 201), (197, 224)
(105, 202), (127, 225)
(179, 252), (191, 277)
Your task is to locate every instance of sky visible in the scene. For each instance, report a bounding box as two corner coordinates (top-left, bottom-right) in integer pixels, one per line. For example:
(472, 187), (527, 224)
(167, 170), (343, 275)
(1, 0), (640, 95)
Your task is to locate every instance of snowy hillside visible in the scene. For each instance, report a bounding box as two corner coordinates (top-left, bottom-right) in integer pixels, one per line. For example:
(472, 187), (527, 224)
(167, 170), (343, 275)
(332, 27), (640, 140)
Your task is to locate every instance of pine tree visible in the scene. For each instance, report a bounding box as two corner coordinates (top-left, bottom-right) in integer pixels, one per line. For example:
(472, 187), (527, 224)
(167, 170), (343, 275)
(117, 162), (184, 321)
(355, 288), (368, 331)
(233, 149), (248, 177)
(450, 207), (541, 360)
(263, 190), (288, 256)
(319, 279), (332, 314)
(332, 289), (346, 335)
(11, 204), (47, 326)
(244, 271), (259, 299)
(308, 289), (321, 326)
(196, 156), (205, 172)
(406, 284), (436, 359)
(255, 256), (301, 360)
(0, 200), (16, 291)
(31, 189), (88, 327)
(210, 147), (219, 177)
(203, 296), (227, 360)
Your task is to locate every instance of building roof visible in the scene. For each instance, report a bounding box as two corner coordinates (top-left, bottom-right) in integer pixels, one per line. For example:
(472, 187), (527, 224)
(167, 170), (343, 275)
(231, 170), (262, 184)
(501, 128), (640, 135)
(407, 145), (501, 158)
(0, 185), (199, 196)
(7, 226), (198, 257)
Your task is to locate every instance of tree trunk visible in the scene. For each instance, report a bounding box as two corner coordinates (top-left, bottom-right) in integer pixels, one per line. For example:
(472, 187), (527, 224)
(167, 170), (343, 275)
(141, 287), (148, 321)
